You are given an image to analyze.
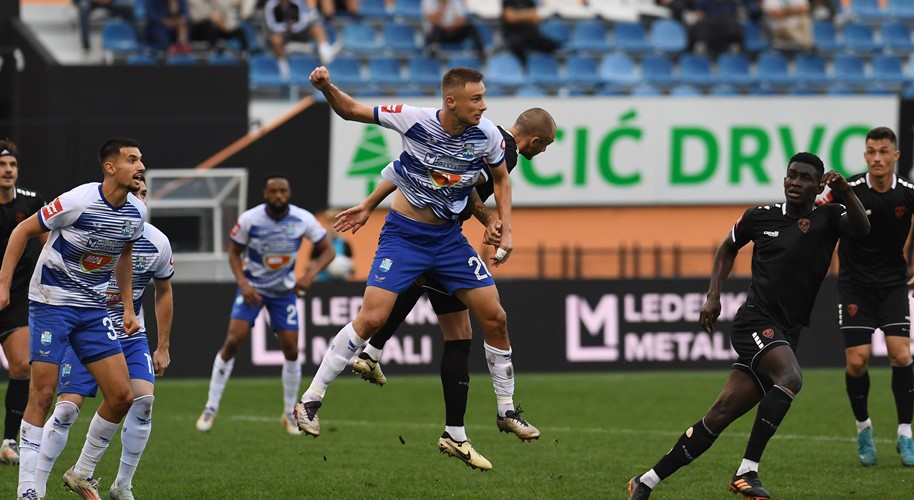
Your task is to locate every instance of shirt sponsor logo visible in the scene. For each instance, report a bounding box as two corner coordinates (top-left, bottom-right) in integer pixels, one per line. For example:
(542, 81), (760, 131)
(231, 223), (241, 238)
(264, 254), (292, 270)
(106, 290), (122, 306)
(81, 253), (113, 272)
(763, 231), (779, 237)
(86, 237), (123, 253)
(40, 331), (52, 346)
(41, 198), (63, 220)
(428, 169), (462, 188)
(380, 104), (403, 113)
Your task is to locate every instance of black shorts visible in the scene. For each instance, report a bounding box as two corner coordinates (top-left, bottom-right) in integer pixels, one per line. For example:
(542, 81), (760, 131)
(423, 278), (468, 315)
(0, 291), (29, 343)
(838, 281), (910, 348)
(729, 305), (799, 394)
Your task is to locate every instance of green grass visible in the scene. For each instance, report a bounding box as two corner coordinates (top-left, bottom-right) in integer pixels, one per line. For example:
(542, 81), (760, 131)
(2, 368), (913, 498)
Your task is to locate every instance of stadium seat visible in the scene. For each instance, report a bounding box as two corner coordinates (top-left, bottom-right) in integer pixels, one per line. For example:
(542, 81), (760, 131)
(888, 0), (914, 21)
(871, 55), (909, 86)
(613, 22), (652, 54)
(843, 22), (881, 54)
(383, 23), (421, 54)
(597, 53), (639, 86)
(540, 18), (571, 47)
(396, 85), (428, 97)
(640, 54), (677, 87)
(865, 86), (897, 96)
(567, 19), (612, 52)
(342, 23), (380, 54)
(678, 54), (714, 87)
(649, 19), (687, 54)
(526, 53), (564, 86)
(594, 84), (626, 96)
(568, 55), (604, 86)
(101, 20), (139, 57)
(755, 51), (793, 87)
(630, 83), (662, 96)
(485, 85), (508, 97)
(669, 84), (701, 97)
(447, 55), (481, 71)
(166, 53), (197, 65)
(848, 0), (885, 22)
(392, 0), (423, 21)
(126, 53), (156, 65)
(327, 56), (364, 87)
(289, 54), (321, 86)
(484, 53), (525, 87)
(832, 55), (869, 87)
(787, 85), (818, 96)
(882, 22), (914, 54)
(514, 84), (548, 97)
(367, 57), (404, 86)
(249, 54), (287, 91)
(748, 85), (778, 96)
(740, 20), (770, 53)
(359, 0), (391, 21)
(407, 56), (442, 87)
(827, 85), (857, 96)
(590, 0), (640, 23)
(813, 20), (844, 54)
(207, 53), (240, 65)
(903, 84), (914, 99)
(793, 54), (830, 87)
(227, 21), (260, 54)
(708, 84), (740, 96)
(716, 54), (755, 87)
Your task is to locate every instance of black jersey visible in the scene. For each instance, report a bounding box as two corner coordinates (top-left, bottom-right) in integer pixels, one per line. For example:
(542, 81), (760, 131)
(458, 125), (518, 221)
(732, 202), (846, 331)
(0, 186), (45, 294)
(824, 173), (914, 287)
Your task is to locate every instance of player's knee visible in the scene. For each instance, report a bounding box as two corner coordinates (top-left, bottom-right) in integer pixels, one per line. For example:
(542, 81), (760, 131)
(357, 316), (387, 337)
(845, 354), (869, 376)
(7, 360), (29, 377)
(131, 395), (154, 423)
(30, 384), (57, 410)
(777, 372), (803, 395)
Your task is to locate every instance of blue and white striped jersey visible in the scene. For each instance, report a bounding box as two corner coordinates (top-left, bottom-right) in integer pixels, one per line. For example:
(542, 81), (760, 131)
(230, 204), (326, 297)
(375, 104), (506, 221)
(31, 183), (146, 308)
(106, 222), (174, 342)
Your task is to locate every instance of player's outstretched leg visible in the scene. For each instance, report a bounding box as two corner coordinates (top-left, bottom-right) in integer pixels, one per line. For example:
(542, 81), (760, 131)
(485, 343), (540, 442)
(627, 475), (652, 500)
(437, 433), (492, 471)
(728, 471), (771, 500)
(351, 351), (387, 386)
(293, 401), (322, 437)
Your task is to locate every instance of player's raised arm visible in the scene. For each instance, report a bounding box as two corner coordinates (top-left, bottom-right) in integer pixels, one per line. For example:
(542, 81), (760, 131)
(821, 170), (870, 237)
(310, 65), (375, 123)
(489, 160), (513, 266)
(0, 214), (44, 309)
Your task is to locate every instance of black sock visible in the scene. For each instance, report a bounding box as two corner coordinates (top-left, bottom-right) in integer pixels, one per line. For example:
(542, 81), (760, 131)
(892, 362), (914, 426)
(743, 385), (794, 462)
(441, 339), (471, 427)
(4, 377), (28, 441)
(653, 419), (718, 480)
(846, 370), (870, 422)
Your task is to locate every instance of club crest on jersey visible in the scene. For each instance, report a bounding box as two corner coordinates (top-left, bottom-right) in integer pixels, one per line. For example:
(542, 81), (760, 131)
(41, 198), (63, 220)
(379, 258), (393, 272)
(896, 206), (906, 220)
(133, 256), (147, 272)
(15, 211), (26, 224)
(761, 328), (775, 339)
(264, 254), (291, 270)
(460, 143), (475, 159)
(40, 331), (52, 346)
(428, 168), (462, 188)
(286, 223), (298, 236)
(848, 304), (858, 317)
(81, 253), (113, 272)
(798, 218), (810, 233)
(121, 221), (135, 236)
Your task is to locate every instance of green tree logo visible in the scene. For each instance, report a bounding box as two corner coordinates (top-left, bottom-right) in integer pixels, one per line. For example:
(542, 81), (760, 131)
(347, 124), (391, 196)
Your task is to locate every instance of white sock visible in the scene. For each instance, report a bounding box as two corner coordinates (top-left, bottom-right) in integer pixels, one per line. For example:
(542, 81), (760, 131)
(444, 426), (467, 442)
(640, 469), (660, 489)
(282, 359), (301, 414)
(362, 344), (382, 362)
(35, 401), (80, 497)
(115, 395), (154, 489)
(17, 420), (44, 496)
(303, 322), (365, 402)
(857, 418), (873, 432)
(736, 458), (759, 475)
(73, 413), (119, 479)
(206, 353), (235, 411)
(484, 343), (515, 417)
(899, 423), (912, 439)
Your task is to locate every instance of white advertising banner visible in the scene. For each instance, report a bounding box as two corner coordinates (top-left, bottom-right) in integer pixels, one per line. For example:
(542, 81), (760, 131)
(327, 97), (898, 207)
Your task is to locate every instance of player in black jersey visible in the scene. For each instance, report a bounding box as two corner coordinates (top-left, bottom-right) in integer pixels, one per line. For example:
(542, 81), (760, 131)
(819, 127), (914, 467)
(628, 152), (870, 500)
(335, 108), (555, 464)
(0, 140), (45, 465)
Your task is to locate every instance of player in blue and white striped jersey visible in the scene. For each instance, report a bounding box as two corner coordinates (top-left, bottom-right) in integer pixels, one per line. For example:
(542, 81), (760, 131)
(196, 174), (336, 436)
(295, 66), (519, 471)
(0, 137), (147, 500)
(33, 176), (174, 500)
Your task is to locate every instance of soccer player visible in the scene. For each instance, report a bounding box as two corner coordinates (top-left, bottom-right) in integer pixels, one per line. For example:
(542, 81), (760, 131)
(195, 175), (335, 435)
(627, 152), (870, 500)
(818, 126), (914, 467)
(346, 108), (555, 444)
(294, 65), (518, 471)
(0, 140), (45, 465)
(0, 137), (147, 500)
(31, 176), (173, 500)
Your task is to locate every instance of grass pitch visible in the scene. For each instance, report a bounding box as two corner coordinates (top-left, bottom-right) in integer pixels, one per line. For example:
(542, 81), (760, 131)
(2, 368), (913, 498)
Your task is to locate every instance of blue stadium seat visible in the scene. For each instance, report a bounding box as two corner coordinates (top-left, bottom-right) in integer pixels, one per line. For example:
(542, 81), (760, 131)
(882, 22), (914, 54)
(342, 23), (380, 54)
(207, 53), (240, 65)
(889, 0), (914, 21)
(740, 20), (770, 53)
(865, 86), (897, 96)
(249, 54), (287, 90)
(383, 23), (421, 54)
(540, 18), (571, 47)
(477, 23), (496, 50)
(392, 0), (423, 21)
(368, 57), (404, 86)
(833, 54), (869, 87)
(748, 85), (778, 96)
(813, 21), (844, 54)
(568, 55), (604, 86)
(485, 85), (508, 97)
(102, 20), (139, 55)
(166, 53), (197, 65)
(640, 54), (677, 87)
(327, 57), (364, 87)
(787, 85), (818, 96)
(407, 56), (441, 87)
(630, 84), (662, 97)
(289, 54), (321, 86)
(396, 85), (427, 97)
(793, 54), (830, 87)
(669, 84), (701, 97)
(567, 19), (612, 52)
(594, 84), (625, 96)
(708, 84), (741, 96)
(526, 53), (564, 86)
(649, 19), (687, 54)
(597, 54), (639, 86)
(447, 55), (481, 71)
(755, 51), (792, 87)
(515, 84), (548, 97)
(827, 85), (857, 96)
(848, 0), (885, 22)
(871, 55), (909, 86)
(678, 54), (714, 86)
(484, 53), (525, 87)
(716, 54), (755, 87)
(843, 22), (880, 54)
(227, 21), (260, 54)
(359, 0), (391, 21)
(903, 83), (914, 99)
(613, 22), (652, 54)
(126, 53), (156, 65)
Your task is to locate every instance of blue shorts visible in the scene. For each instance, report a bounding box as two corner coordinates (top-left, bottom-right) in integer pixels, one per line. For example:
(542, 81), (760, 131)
(230, 290), (298, 331)
(58, 338), (153, 397)
(28, 302), (122, 366)
(367, 211), (495, 294)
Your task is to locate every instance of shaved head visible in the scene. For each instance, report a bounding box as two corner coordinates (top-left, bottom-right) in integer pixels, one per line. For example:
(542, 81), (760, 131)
(513, 108), (556, 139)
